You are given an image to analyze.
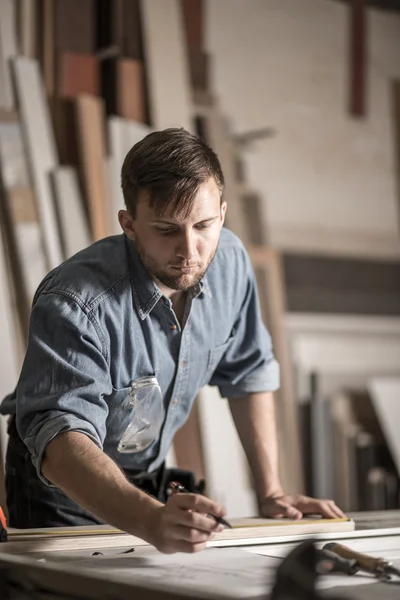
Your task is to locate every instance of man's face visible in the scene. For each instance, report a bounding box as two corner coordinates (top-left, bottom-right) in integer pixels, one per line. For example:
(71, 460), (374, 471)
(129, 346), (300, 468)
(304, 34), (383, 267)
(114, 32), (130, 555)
(120, 177), (226, 292)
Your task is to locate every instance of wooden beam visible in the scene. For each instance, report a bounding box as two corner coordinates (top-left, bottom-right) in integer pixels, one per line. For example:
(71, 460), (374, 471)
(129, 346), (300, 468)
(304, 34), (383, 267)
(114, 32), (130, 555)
(392, 80), (400, 234)
(349, 0), (367, 117)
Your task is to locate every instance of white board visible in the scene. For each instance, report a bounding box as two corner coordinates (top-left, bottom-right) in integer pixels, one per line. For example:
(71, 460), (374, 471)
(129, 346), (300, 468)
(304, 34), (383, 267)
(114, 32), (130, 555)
(0, 120), (47, 302)
(369, 377), (400, 477)
(51, 166), (91, 259)
(197, 386), (258, 518)
(0, 225), (21, 469)
(12, 57), (63, 269)
(0, 0), (18, 108)
(140, 0), (193, 131)
(108, 117), (151, 234)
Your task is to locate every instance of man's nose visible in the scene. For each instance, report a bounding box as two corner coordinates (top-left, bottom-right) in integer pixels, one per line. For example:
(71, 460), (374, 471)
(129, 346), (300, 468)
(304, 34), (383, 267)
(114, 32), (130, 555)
(176, 232), (196, 259)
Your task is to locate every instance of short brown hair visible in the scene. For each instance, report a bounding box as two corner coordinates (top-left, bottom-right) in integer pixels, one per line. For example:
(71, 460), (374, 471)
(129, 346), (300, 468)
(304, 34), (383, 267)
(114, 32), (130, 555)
(121, 128), (225, 218)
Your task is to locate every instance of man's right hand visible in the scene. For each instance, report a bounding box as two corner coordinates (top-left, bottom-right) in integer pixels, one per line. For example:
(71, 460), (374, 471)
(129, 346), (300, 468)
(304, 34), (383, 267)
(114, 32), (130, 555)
(146, 492), (227, 554)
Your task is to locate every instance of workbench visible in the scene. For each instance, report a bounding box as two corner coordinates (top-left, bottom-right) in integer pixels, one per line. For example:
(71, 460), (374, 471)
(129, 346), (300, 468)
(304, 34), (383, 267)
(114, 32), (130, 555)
(0, 511), (399, 599)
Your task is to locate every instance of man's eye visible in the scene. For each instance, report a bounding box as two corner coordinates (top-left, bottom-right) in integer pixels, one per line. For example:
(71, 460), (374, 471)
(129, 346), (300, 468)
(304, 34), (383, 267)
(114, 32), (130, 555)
(196, 224), (209, 230)
(157, 227), (175, 234)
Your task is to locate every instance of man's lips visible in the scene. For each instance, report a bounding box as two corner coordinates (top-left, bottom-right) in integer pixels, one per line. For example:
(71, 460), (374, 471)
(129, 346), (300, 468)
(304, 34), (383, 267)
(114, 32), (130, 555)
(170, 265), (199, 273)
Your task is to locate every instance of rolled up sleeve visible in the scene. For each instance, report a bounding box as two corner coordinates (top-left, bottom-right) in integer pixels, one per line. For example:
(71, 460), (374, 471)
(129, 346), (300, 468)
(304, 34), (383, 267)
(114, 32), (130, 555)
(16, 291), (112, 484)
(208, 250), (280, 399)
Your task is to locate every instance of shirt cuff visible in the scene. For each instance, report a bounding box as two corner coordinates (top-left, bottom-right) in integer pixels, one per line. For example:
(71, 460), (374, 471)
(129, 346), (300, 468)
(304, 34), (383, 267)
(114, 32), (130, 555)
(218, 359), (280, 399)
(24, 415), (103, 486)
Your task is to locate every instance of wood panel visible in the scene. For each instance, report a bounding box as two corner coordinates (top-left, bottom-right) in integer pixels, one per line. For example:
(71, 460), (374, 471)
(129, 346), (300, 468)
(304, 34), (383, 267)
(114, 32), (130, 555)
(76, 94), (109, 241)
(283, 253), (400, 316)
(140, 0), (193, 131)
(116, 59), (146, 122)
(0, 214), (22, 513)
(0, 119), (47, 334)
(51, 166), (91, 259)
(41, 0), (55, 97)
(181, 0), (203, 51)
(54, 0), (95, 53)
(393, 80), (400, 234)
(196, 104), (250, 244)
(54, 52), (99, 165)
(0, 0), (18, 109)
(108, 116), (151, 234)
(249, 246), (304, 494)
(57, 52), (99, 98)
(18, 0), (39, 59)
(12, 57), (63, 269)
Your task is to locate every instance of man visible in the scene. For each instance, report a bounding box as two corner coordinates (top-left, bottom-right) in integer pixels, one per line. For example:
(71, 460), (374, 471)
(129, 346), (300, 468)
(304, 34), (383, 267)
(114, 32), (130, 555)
(1, 128), (344, 554)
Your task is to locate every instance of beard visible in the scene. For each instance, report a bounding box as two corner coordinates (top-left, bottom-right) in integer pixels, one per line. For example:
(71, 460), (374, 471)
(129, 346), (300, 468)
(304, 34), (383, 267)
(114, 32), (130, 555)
(134, 240), (217, 291)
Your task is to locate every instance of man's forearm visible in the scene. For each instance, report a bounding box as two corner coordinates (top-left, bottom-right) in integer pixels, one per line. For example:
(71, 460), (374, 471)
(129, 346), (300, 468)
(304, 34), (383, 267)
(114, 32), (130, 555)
(228, 392), (283, 502)
(42, 432), (162, 538)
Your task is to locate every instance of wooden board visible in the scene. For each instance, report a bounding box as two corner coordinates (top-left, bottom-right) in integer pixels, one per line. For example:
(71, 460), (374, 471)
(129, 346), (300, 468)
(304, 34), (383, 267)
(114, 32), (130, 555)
(3, 517), (354, 554)
(140, 0), (193, 131)
(197, 386), (259, 518)
(0, 0), (18, 109)
(57, 52), (99, 98)
(249, 246), (304, 495)
(181, 0), (203, 51)
(54, 52), (99, 164)
(0, 119), (47, 330)
(41, 0), (55, 97)
(369, 377), (400, 478)
(195, 104), (250, 244)
(0, 221), (22, 512)
(108, 116), (151, 234)
(18, 0), (39, 59)
(116, 59), (146, 122)
(393, 80), (400, 234)
(54, 0), (95, 53)
(12, 57), (63, 268)
(76, 94), (109, 241)
(51, 166), (91, 259)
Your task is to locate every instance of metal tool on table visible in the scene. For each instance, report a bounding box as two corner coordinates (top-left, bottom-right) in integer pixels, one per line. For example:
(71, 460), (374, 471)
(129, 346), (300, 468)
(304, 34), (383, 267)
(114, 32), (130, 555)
(323, 542), (400, 581)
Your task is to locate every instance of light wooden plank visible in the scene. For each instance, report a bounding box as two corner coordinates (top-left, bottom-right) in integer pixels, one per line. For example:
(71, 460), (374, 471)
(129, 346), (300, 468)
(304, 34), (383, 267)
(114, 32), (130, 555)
(51, 166), (91, 259)
(248, 246), (304, 494)
(18, 0), (38, 58)
(369, 377), (400, 478)
(0, 0), (18, 108)
(108, 116), (151, 234)
(140, 0), (193, 131)
(12, 57), (63, 268)
(42, 0), (55, 97)
(0, 222), (22, 511)
(197, 386), (258, 518)
(75, 94), (109, 241)
(195, 104), (250, 244)
(117, 59), (146, 122)
(0, 120), (47, 323)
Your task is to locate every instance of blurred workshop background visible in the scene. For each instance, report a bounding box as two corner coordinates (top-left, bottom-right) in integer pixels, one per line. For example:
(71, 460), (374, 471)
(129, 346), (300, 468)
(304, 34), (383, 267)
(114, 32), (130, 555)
(0, 0), (399, 518)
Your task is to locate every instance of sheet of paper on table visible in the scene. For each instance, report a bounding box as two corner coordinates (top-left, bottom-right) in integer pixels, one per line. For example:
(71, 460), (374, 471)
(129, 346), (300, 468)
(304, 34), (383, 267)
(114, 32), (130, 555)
(50, 548), (279, 599)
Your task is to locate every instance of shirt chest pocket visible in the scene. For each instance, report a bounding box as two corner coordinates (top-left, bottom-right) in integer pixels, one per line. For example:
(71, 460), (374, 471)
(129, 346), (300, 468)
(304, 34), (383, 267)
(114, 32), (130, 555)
(201, 331), (235, 386)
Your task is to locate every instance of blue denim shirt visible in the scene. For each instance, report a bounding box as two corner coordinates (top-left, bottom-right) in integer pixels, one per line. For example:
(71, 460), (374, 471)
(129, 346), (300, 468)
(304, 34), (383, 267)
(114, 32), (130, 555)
(1, 229), (279, 483)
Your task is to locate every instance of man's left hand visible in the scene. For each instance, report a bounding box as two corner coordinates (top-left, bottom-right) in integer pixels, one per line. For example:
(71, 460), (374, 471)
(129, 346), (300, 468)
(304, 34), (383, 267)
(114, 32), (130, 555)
(260, 494), (346, 520)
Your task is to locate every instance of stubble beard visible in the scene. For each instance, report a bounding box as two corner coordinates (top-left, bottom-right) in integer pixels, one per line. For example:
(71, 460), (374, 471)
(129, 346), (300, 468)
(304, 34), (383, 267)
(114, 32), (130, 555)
(134, 240), (217, 291)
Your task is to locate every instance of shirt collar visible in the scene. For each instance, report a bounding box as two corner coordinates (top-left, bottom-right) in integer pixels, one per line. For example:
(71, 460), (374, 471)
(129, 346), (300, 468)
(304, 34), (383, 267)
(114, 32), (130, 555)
(126, 236), (212, 319)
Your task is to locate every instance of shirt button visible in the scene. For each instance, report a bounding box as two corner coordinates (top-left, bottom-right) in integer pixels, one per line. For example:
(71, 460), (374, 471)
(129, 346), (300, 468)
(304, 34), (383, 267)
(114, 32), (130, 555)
(170, 324), (177, 330)
(173, 398), (179, 406)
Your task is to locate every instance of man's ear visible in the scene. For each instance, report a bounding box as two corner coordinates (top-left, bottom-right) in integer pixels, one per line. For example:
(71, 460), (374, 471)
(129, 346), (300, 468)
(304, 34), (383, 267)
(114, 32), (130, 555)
(118, 210), (135, 240)
(220, 201), (227, 227)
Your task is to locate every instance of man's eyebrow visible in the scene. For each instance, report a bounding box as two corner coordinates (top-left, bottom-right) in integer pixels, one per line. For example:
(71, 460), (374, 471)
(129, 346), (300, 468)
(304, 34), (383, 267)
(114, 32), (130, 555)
(151, 216), (219, 225)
